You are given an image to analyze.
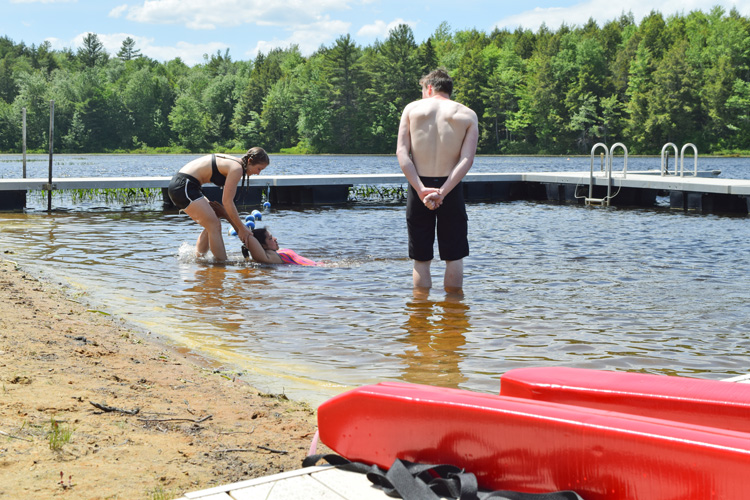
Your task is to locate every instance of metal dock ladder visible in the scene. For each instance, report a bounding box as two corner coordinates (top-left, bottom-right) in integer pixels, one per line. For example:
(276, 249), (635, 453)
(661, 142), (698, 176)
(585, 143), (628, 206)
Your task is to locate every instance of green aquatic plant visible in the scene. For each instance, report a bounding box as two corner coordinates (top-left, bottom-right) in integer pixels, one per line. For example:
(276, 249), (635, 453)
(29, 188), (162, 206)
(349, 185), (407, 201)
(69, 188), (161, 205)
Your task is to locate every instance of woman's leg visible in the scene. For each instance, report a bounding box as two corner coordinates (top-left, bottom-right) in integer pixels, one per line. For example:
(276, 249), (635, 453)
(196, 229), (209, 256)
(184, 198), (227, 261)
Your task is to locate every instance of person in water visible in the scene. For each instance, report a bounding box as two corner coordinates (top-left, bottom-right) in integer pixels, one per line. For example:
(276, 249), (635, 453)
(209, 201), (318, 266)
(245, 227), (318, 266)
(396, 69), (478, 292)
(167, 147), (270, 262)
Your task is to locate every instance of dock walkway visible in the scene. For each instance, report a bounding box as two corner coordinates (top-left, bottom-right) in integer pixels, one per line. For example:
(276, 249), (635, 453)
(1, 171), (749, 213)
(175, 465), (387, 500)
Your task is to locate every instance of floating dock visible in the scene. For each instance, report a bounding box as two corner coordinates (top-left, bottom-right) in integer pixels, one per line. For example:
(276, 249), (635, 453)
(1, 171), (749, 214)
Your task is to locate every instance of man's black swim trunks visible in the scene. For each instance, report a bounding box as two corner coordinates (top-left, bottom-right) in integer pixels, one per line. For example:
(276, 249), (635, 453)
(406, 176), (469, 262)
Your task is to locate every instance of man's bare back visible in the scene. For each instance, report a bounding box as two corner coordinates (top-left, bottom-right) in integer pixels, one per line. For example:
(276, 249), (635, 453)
(406, 96), (476, 178)
(397, 85), (478, 207)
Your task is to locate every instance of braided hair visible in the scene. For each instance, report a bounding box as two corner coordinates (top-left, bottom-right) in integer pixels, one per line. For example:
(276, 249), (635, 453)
(239, 147), (270, 188)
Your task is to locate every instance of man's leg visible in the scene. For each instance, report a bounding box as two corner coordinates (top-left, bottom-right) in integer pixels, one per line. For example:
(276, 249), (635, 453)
(413, 260), (432, 288)
(407, 184), (435, 289)
(434, 185), (467, 292)
(444, 259), (463, 291)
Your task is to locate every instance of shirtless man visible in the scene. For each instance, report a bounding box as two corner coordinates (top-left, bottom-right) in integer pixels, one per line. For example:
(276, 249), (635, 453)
(396, 69), (479, 292)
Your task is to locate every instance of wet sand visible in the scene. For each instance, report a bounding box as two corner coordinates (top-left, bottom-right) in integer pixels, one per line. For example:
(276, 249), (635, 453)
(0, 256), (329, 499)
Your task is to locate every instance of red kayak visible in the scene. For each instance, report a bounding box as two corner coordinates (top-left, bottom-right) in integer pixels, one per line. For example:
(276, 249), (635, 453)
(500, 366), (750, 433)
(318, 380), (750, 500)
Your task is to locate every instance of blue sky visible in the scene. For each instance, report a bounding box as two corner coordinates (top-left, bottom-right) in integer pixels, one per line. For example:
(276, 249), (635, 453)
(3, 0), (750, 66)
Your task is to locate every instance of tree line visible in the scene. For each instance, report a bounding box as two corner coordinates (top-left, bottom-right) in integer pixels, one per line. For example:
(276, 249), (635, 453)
(1, 6), (749, 156)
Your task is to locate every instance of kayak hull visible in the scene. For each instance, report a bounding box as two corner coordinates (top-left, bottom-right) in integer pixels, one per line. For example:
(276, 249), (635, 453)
(500, 367), (750, 433)
(318, 381), (750, 500)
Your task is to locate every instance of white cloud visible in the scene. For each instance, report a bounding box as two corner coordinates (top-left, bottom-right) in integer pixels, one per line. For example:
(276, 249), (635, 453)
(109, 4), (129, 18)
(118, 0), (353, 30)
(493, 0), (750, 31)
(11, 0), (76, 3)
(357, 18), (415, 39)
(248, 16), (351, 56)
(99, 0), (363, 62)
(44, 37), (66, 49)
(146, 41), (233, 66)
(357, 20), (388, 37)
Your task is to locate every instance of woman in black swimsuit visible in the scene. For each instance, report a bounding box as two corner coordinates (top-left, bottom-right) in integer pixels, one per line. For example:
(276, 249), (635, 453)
(167, 147), (269, 261)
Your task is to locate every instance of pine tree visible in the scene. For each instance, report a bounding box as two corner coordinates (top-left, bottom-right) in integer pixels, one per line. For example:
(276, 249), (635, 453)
(78, 33), (107, 67)
(117, 37), (141, 61)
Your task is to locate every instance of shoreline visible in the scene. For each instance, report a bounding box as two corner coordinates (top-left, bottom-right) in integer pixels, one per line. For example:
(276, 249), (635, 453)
(0, 256), (328, 500)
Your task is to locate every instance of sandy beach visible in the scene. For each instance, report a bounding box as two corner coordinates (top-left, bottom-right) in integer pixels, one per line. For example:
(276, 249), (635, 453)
(0, 255), (329, 499)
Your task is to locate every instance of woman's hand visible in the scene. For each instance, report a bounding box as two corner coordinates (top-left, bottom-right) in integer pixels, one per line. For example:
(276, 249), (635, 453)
(210, 200), (253, 246)
(237, 227), (253, 248)
(209, 200), (229, 220)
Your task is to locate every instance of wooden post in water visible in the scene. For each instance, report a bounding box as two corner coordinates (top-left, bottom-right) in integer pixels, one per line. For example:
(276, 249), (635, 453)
(47, 100), (54, 212)
(22, 107), (27, 178)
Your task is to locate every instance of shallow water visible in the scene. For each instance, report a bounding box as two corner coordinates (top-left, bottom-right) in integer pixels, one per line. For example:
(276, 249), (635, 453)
(1, 155), (749, 405)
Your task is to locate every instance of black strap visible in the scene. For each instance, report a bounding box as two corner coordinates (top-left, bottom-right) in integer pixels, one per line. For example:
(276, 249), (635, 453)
(303, 454), (584, 500)
(303, 453), (375, 475)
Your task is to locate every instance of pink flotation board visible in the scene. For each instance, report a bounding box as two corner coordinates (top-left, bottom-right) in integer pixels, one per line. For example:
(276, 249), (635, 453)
(277, 248), (318, 266)
(500, 367), (750, 433)
(318, 381), (750, 500)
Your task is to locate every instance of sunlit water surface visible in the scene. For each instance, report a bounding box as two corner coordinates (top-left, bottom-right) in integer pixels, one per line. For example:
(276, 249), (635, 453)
(1, 155), (749, 405)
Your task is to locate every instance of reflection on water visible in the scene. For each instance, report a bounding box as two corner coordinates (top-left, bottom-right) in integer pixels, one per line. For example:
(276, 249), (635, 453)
(399, 289), (470, 388)
(184, 266), (245, 334)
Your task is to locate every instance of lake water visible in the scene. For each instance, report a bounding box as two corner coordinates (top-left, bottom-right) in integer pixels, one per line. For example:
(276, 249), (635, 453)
(2, 152), (750, 178)
(0, 154), (749, 405)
